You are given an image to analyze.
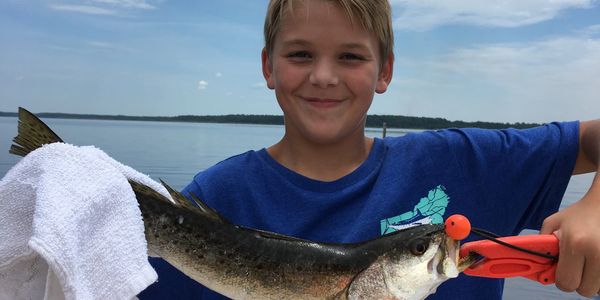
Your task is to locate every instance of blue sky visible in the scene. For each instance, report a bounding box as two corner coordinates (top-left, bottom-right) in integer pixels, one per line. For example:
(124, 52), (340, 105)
(1, 0), (599, 123)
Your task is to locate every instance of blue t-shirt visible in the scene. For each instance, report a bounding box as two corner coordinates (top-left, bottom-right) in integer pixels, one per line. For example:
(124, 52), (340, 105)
(139, 123), (579, 299)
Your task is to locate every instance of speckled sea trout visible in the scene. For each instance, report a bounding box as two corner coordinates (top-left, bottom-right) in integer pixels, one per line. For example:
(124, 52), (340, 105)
(9, 107), (475, 300)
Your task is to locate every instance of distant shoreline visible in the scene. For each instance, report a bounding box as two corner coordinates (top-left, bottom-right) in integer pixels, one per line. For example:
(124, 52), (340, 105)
(0, 111), (539, 130)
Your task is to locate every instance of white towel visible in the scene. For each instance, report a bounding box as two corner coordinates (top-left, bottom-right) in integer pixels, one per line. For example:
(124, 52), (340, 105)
(0, 143), (169, 300)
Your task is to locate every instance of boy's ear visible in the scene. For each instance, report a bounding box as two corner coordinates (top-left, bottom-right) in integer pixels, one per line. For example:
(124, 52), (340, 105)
(375, 53), (394, 94)
(261, 48), (275, 90)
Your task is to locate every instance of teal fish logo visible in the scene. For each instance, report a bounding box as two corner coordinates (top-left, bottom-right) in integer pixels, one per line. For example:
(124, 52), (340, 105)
(380, 185), (450, 235)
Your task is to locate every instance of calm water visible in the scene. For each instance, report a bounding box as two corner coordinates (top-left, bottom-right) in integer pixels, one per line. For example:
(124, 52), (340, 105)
(0, 116), (596, 299)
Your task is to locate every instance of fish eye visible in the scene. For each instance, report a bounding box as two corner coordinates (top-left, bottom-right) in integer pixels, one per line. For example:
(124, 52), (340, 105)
(409, 238), (429, 256)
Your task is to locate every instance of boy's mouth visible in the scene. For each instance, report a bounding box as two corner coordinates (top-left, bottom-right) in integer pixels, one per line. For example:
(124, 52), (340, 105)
(303, 97), (344, 109)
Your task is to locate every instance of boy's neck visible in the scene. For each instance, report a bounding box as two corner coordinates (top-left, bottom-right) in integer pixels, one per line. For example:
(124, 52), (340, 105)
(267, 134), (374, 182)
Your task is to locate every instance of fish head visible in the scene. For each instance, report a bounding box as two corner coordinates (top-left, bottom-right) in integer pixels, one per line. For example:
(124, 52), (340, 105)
(381, 226), (461, 300)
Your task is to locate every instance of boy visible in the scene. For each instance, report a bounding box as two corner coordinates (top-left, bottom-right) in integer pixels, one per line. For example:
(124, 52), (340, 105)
(140, 0), (600, 299)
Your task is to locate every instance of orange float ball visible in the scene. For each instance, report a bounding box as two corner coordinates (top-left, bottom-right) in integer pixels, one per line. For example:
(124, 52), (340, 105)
(445, 214), (471, 240)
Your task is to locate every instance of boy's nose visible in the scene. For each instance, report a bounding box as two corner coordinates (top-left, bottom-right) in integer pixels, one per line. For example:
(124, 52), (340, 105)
(309, 60), (339, 88)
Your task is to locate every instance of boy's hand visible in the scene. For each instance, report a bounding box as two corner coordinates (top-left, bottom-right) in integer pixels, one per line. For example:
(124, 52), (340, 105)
(541, 182), (600, 298)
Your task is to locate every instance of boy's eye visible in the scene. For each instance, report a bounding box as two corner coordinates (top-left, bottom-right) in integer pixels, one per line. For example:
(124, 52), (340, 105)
(339, 53), (365, 61)
(286, 51), (311, 61)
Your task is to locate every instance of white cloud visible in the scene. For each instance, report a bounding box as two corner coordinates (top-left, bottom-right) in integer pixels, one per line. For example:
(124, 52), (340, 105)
(90, 0), (156, 10)
(88, 41), (114, 48)
(434, 37), (600, 89)
(49, 4), (117, 15)
(383, 29), (600, 122)
(198, 80), (208, 90)
(252, 82), (266, 89)
(391, 0), (595, 31)
(215, 72), (223, 77)
(582, 24), (600, 36)
(86, 41), (135, 52)
(49, 0), (157, 15)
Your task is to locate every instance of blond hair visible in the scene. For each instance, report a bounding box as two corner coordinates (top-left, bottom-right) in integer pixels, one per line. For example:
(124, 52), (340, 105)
(264, 0), (394, 65)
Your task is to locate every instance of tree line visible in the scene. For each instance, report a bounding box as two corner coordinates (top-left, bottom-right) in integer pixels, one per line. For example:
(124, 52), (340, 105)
(0, 111), (539, 130)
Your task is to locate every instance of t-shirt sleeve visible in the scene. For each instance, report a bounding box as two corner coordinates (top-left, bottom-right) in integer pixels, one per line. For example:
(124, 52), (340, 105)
(181, 173), (207, 202)
(441, 122), (579, 233)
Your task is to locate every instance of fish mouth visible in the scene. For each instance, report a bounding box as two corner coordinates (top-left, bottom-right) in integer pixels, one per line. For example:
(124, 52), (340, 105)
(433, 236), (479, 276)
(457, 251), (482, 272)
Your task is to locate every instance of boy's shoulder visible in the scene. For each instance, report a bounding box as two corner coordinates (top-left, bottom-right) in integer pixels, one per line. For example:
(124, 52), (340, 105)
(183, 150), (264, 202)
(198, 150), (261, 178)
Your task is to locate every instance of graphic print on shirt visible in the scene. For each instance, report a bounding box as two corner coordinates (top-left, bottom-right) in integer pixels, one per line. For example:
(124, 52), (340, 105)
(380, 185), (450, 235)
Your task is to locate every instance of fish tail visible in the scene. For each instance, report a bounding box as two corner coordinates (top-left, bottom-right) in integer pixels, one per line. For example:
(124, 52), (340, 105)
(9, 107), (63, 157)
(8, 107), (229, 223)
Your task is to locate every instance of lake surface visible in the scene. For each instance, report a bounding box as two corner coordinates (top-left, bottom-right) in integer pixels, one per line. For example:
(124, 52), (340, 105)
(0, 116), (596, 299)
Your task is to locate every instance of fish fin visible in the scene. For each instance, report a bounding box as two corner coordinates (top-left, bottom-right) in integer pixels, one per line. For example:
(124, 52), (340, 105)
(187, 191), (230, 224)
(128, 179), (174, 205)
(159, 179), (197, 209)
(9, 107), (64, 157)
(249, 228), (318, 243)
(159, 179), (229, 224)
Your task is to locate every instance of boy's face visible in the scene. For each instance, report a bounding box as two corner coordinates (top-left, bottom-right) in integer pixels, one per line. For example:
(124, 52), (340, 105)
(262, 0), (393, 144)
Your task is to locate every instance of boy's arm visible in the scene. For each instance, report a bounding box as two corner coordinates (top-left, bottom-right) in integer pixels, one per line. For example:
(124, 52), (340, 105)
(541, 119), (600, 298)
(573, 120), (600, 174)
